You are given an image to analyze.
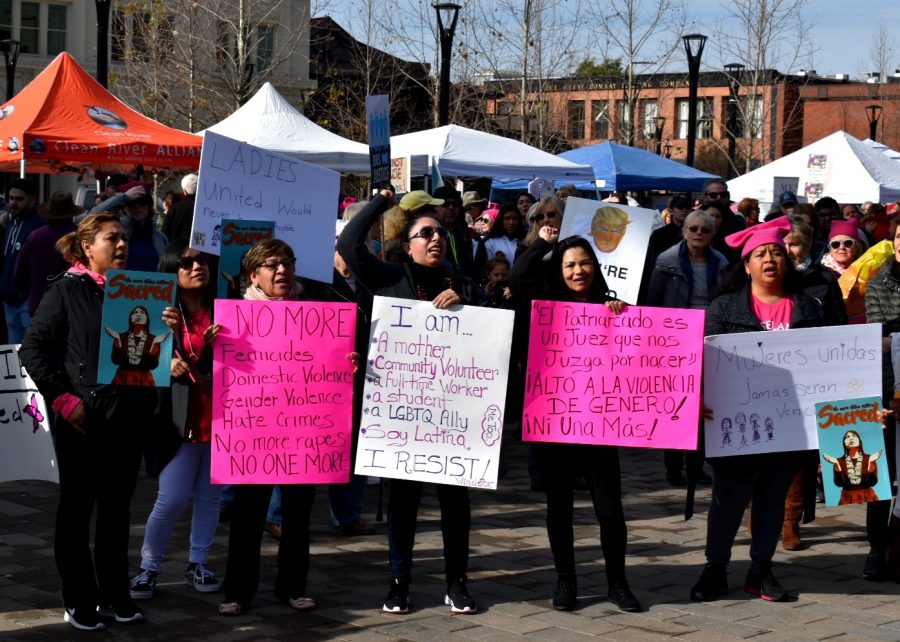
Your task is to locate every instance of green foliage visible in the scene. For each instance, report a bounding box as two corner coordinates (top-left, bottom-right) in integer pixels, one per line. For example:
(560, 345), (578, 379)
(574, 58), (623, 78)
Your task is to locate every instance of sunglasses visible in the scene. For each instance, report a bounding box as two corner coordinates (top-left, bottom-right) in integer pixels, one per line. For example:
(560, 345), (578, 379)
(687, 226), (712, 234)
(176, 255), (209, 270)
(408, 225), (448, 241)
(478, 217), (492, 224)
(531, 211), (559, 224)
(258, 257), (297, 271)
(830, 239), (855, 250)
(705, 191), (728, 199)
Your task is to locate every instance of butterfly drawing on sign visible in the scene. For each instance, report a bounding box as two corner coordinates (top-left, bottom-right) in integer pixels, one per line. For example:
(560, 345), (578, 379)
(23, 393), (44, 433)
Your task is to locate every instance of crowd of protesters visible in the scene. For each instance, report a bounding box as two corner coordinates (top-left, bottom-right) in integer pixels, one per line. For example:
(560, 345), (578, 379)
(4, 173), (900, 631)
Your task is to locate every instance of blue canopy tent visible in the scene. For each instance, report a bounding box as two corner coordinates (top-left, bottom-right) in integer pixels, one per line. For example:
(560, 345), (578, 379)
(490, 141), (719, 199)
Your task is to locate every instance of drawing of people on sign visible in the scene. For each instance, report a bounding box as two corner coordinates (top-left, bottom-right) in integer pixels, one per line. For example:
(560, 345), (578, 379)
(721, 417), (733, 447)
(823, 430), (882, 505)
(105, 305), (169, 386)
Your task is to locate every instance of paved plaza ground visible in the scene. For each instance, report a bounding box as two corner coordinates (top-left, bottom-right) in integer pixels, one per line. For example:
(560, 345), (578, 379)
(1, 442), (899, 641)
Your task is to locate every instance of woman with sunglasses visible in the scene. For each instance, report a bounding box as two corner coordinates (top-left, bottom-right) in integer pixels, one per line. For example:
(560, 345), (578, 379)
(218, 239), (317, 616)
(821, 220), (863, 278)
(646, 210), (727, 487)
(338, 189), (485, 615)
(508, 224), (640, 613)
(129, 241), (223, 601)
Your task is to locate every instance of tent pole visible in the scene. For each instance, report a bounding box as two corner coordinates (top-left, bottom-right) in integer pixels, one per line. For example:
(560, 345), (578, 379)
(19, 157), (24, 178)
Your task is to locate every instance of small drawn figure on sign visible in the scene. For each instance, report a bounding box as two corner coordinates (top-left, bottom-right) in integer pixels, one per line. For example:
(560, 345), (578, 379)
(764, 417), (774, 441)
(481, 404), (503, 447)
(211, 224), (222, 248)
(750, 413), (761, 444)
(721, 417), (733, 447)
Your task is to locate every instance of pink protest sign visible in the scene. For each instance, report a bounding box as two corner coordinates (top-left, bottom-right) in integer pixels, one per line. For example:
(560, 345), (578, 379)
(212, 300), (356, 484)
(523, 300), (704, 449)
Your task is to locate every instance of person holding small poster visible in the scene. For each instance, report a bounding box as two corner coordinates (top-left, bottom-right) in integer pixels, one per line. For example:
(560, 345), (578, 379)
(20, 212), (157, 630)
(691, 218), (828, 604)
(509, 226), (641, 614)
(338, 189), (485, 615)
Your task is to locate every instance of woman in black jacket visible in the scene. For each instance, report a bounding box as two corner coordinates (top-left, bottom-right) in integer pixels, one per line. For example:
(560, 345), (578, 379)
(20, 212), (157, 631)
(337, 190), (484, 615)
(129, 240), (223, 601)
(691, 218), (828, 604)
(508, 226), (641, 614)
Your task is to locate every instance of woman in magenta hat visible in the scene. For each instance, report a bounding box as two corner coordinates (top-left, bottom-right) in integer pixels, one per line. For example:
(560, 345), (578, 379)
(821, 219), (863, 277)
(690, 218), (829, 604)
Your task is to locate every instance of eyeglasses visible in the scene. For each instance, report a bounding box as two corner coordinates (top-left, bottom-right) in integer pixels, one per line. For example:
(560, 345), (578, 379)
(686, 226), (712, 234)
(176, 255), (209, 270)
(258, 257), (297, 271)
(830, 239), (855, 250)
(478, 217), (492, 224)
(705, 191), (729, 199)
(408, 225), (448, 241)
(531, 211), (559, 224)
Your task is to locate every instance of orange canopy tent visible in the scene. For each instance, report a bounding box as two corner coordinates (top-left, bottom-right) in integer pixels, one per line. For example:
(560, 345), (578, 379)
(0, 52), (201, 175)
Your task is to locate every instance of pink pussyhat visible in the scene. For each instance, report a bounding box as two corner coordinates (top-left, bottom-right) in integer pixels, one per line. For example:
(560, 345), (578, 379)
(725, 216), (792, 258)
(828, 219), (860, 241)
(482, 208), (500, 222)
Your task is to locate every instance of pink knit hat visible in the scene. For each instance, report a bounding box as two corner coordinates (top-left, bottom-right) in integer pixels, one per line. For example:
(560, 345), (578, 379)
(482, 208), (500, 222)
(828, 219), (860, 241)
(725, 216), (792, 258)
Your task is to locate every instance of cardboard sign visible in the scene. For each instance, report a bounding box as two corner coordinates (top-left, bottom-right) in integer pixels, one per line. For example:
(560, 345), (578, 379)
(390, 156), (411, 193)
(703, 324), (881, 456)
(815, 396), (892, 506)
(557, 196), (654, 304)
(211, 300), (356, 484)
(523, 300), (704, 449)
(216, 219), (275, 298)
(0, 345), (56, 483)
(772, 176), (799, 202)
(97, 270), (176, 387)
(367, 94), (391, 188)
(355, 296), (514, 489)
(192, 131), (340, 283)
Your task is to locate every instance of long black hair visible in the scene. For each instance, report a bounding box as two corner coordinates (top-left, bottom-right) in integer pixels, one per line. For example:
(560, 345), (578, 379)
(548, 236), (612, 302)
(157, 239), (217, 309)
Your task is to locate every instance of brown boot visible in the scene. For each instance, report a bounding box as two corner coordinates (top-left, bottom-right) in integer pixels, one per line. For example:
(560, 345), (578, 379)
(782, 471), (805, 551)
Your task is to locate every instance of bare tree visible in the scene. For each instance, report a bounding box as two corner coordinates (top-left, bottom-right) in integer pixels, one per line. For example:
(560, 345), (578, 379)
(860, 21), (898, 83)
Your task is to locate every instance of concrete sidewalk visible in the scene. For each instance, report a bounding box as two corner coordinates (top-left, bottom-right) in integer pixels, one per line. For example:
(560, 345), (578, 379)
(1, 444), (898, 641)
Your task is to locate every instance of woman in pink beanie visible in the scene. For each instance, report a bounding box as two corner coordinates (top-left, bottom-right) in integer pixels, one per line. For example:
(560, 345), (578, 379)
(821, 219), (862, 276)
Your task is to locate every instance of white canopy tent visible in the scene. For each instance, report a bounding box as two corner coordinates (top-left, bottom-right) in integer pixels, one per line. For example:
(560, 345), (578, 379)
(390, 125), (595, 181)
(863, 138), (900, 162)
(199, 82), (371, 174)
(727, 131), (900, 206)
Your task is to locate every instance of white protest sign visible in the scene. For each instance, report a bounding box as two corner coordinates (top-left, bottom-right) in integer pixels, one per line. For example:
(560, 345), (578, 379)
(0, 345), (57, 483)
(773, 176), (799, 202)
(703, 324), (881, 457)
(557, 196), (653, 305)
(356, 296), (514, 489)
(191, 131), (340, 283)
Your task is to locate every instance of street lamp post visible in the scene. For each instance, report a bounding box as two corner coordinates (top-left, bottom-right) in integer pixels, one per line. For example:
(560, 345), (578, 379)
(866, 104), (883, 142)
(724, 63), (745, 179)
(0, 39), (20, 101)
(95, 0), (111, 87)
(663, 142), (672, 159)
(433, 3), (460, 127)
(682, 33), (707, 168)
(655, 115), (666, 155)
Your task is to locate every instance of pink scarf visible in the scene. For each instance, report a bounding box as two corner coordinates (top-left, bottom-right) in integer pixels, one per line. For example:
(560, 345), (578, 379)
(68, 261), (107, 288)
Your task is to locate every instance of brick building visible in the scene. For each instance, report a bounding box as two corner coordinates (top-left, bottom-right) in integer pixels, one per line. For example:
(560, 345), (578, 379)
(484, 70), (848, 178)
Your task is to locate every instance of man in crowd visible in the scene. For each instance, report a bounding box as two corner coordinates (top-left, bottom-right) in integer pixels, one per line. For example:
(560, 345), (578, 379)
(0, 179), (43, 343)
(163, 173), (198, 244)
(433, 185), (474, 276)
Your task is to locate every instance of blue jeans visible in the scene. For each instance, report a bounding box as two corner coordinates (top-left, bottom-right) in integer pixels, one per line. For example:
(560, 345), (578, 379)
(4, 300), (30, 344)
(139, 442), (222, 571)
(329, 474), (368, 526)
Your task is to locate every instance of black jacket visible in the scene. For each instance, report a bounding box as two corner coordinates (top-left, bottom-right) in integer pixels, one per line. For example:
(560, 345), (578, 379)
(162, 194), (196, 245)
(337, 195), (484, 305)
(20, 272), (156, 429)
(705, 282), (827, 336)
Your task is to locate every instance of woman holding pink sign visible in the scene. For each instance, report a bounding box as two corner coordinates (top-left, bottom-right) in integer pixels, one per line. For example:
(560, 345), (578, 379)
(691, 218), (828, 604)
(508, 226), (641, 614)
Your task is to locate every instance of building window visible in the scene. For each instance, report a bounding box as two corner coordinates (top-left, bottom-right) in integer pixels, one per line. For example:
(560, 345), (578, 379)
(567, 100), (585, 140)
(47, 3), (64, 55)
(591, 99), (609, 139)
(641, 99), (658, 138)
(257, 25), (274, 72)
(0, 0), (12, 41)
(616, 100), (631, 137)
(736, 94), (764, 139)
(20, 1), (38, 54)
(676, 97), (713, 139)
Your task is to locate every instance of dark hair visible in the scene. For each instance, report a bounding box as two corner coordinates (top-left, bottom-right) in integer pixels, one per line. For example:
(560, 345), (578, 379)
(700, 199), (731, 221)
(490, 203), (525, 239)
(548, 236), (611, 302)
(56, 212), (123, 265)
(814, 196), (839, 212)
(703, 178), (728, 193)
(242, 238), (295, 274)
(842, 430), (867, 457)
(717, 244), (802, 295)
(401, 212), (442, 242)
(668, 194), (692, 210)
(158, 239), (216, 308)
(485, 255), (510, 277)
(514, 190), (535, 205)
(9, 178), (37, 197)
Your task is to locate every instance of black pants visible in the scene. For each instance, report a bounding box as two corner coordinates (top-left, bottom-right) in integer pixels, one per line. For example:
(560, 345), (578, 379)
(53, 421), (143, 610)
(867, 415), (897, 551)
(387, 479), (470, 584)
(705, 452), (801, 570)
(223, 484), (316, 604)
(540, 443), (627, 584)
